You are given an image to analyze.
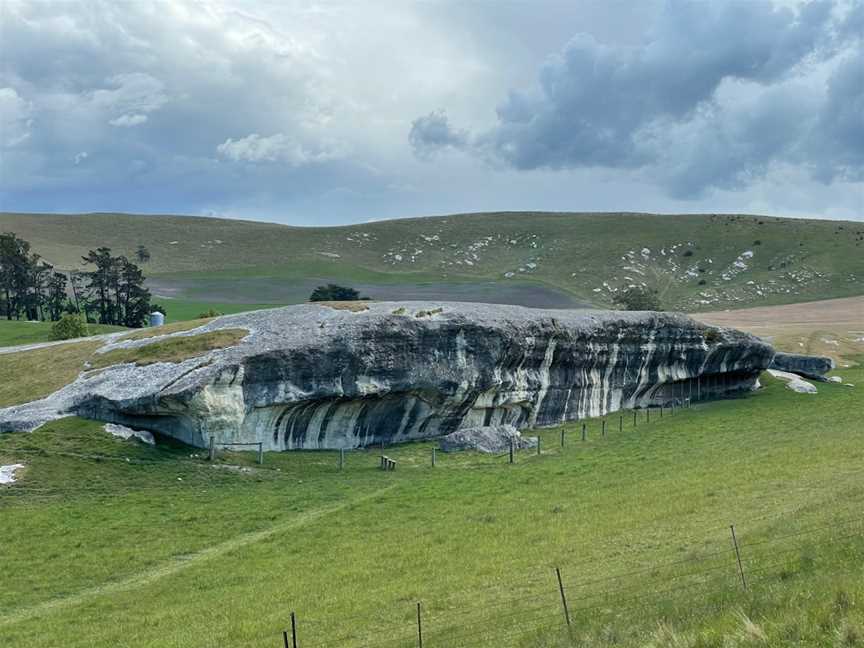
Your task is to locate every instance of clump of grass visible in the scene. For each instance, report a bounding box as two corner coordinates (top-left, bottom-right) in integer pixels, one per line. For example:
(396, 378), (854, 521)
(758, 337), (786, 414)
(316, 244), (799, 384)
(415, 307), (443, 318)
(0, 340), (103, 408)
(704, 328), (722, 344)
(91, 329), (247, 369)
(391, 307), (407, 315)
(317, 301), (370, 312)
(121, 317), (214, 341)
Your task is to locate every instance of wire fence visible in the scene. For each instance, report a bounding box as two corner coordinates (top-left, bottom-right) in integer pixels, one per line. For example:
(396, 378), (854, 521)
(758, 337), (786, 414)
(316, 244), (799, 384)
(277, 515), (862, 647)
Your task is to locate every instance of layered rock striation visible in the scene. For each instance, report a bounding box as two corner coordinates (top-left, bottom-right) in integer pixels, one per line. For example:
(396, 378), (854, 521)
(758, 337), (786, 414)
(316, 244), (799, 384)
(769, 352), (834, 382)
(0, 302), (774, 449)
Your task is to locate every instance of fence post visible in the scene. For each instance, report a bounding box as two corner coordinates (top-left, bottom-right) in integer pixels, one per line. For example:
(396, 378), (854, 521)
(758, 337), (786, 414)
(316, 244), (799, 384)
(555, 567), (571, 627)
(290, 611), (298, 648)
(633, 410), (637, 427)
(581, 422), (587, 441)
(537, 436), (541, 455)
(560, 428), (565, 447)
(283, 631), (289, 648)
(730, 524), (747, 590)
(208, 435), (215, 462)
(257, 442), (263, 465)
(431, 447), (436, 467)
(660, 404), (663, 418)
(509, 438), (514, 464)
(416, 601), (423, 648)
(619, 415), (623, 433)
(602, 419), (607, 437)
(339, 448), (345, 471)
(647, 408), (651, 423)
(697, 375), (702, 401)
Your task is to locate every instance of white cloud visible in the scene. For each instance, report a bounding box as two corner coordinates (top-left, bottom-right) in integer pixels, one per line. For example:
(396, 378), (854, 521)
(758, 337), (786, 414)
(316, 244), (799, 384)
(73, 151), (88, 165)
(109, 113), (148, 127)
(0, 87), (34, 147)
(216, 133), (345, 166)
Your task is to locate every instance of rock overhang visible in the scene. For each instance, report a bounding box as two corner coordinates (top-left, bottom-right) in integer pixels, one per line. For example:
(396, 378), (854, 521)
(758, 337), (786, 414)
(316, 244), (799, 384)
(0, 301), (775, 449)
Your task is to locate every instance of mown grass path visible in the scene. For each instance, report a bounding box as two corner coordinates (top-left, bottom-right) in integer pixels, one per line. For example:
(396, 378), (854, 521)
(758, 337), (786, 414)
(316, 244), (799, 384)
(0, 483), (398, 629)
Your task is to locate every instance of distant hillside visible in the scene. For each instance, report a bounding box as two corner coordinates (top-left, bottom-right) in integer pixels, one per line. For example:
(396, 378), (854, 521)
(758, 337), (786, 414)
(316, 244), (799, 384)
(1, 211), (861, 311)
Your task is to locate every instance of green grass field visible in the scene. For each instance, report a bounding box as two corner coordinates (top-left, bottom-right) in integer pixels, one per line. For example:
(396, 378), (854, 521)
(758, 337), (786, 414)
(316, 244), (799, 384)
(2, 211), (862, 313)
(1, 360), (861, 647)
(0, 320), (126, 348)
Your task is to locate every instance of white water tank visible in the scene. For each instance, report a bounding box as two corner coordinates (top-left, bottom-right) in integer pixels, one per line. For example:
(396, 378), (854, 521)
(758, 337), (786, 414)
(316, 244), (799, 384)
(149, 312), (165, 327)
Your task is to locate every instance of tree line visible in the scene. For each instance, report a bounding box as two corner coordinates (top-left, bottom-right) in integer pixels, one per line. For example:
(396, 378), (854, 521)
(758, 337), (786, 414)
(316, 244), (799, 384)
(0, 232), (153, 328)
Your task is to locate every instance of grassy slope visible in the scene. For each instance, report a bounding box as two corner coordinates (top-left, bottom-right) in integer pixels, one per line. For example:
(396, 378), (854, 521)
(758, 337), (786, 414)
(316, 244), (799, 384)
(2, 211), (862, 313)
(0, 320), (126, 347)
(1, 363), (862, 647)
(0, 341), (103, 408)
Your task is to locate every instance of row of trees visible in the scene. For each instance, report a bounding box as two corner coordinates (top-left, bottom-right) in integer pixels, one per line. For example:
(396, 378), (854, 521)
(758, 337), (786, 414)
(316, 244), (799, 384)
(0, 232), (153, 328)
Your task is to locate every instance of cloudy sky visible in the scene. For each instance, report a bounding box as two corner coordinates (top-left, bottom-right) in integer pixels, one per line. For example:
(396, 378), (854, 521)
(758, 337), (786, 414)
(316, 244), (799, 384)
(0, 0), (861, 225)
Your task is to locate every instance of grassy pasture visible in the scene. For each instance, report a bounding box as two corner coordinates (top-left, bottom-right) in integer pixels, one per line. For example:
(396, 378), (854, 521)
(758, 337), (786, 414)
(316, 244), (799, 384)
(0, 320), (126, 348)
(2, 211), (862, 313)
(1, 361), (861, 647)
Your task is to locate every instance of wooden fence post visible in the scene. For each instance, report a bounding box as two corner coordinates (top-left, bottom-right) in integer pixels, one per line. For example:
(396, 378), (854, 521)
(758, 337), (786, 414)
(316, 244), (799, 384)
(208, 435), (215, 461)
(339, 448), (345, 471)
(730, 524), (747, 590)
(555, 567), (571, 627)
(537, 436), (541, 455)
(560, 428), (565, 447)
(581, 422), (587, 441)
(416, 602), (423, 648)
(257, 442), (263, 465)
(431, 447), (436, 467)
(509, 438), (514, 464)
(619, 415), (623, 433)
(602, 419), (607, 437)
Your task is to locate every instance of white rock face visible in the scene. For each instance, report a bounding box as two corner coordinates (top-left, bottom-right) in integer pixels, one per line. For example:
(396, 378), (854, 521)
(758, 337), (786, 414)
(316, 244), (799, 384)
(0, 464), (25, 484)
(0, 302), (774, 450)
(768, 369), (818, 394)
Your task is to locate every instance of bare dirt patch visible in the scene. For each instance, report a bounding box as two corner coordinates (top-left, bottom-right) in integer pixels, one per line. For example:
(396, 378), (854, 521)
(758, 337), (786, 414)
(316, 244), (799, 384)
(692, 296), (864, 365)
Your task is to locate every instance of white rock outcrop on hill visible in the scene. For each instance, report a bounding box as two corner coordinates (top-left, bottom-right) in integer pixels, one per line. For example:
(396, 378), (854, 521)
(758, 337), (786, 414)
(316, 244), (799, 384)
(0, 302), (774, 450)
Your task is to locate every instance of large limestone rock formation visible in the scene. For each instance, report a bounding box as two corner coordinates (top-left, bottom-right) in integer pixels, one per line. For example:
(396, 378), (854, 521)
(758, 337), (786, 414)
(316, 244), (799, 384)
(0, 302), (774, 449)
(769, 351), (834, 382)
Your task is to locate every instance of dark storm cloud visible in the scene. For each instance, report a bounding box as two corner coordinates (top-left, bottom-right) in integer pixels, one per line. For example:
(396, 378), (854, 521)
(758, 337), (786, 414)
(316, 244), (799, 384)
(411, 0), (863, 198)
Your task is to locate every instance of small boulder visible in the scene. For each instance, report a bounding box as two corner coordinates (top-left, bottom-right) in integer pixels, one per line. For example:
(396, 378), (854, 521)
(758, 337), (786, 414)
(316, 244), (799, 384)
(440, 425), (538, 453)
(768, 369), (817, 394)
(105, 423), (155, 446)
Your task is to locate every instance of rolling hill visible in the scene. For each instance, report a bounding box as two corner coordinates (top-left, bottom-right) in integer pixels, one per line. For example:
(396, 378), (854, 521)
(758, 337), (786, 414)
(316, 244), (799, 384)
(1, 211), (862, 315)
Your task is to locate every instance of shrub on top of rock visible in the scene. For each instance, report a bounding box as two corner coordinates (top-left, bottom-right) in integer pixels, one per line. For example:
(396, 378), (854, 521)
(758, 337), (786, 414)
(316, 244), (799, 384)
(309, 284), (368, 302)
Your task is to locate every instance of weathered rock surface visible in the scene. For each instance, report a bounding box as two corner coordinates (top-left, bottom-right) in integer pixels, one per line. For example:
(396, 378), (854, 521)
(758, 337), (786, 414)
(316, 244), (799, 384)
(769, 352), (834, 382)
(0, 302), (774, 450)
(439, 425), (537, 453)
